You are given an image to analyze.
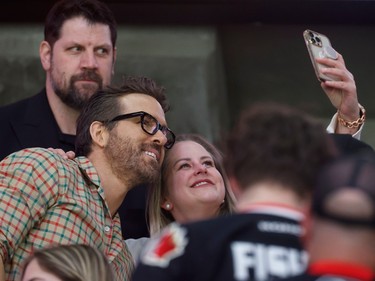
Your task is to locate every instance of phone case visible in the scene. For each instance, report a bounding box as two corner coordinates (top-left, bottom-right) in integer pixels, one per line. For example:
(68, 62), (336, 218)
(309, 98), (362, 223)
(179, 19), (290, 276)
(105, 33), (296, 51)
(303, 29), (338, 82)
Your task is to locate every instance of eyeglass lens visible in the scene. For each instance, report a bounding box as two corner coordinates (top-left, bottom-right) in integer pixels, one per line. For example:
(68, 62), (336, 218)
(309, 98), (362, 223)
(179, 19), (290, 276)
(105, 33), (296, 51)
(141, 114), (175, 149)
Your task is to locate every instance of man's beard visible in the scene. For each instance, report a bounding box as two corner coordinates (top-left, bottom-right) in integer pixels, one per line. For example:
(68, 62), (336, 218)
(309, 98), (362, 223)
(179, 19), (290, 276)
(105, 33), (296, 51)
(51, 65), (103, 110)
(104, 132), (161, 189)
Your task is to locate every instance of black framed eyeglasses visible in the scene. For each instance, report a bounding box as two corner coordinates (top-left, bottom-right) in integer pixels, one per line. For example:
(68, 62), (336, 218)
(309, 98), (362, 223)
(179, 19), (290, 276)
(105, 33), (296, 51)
(109, 111), (176, 149)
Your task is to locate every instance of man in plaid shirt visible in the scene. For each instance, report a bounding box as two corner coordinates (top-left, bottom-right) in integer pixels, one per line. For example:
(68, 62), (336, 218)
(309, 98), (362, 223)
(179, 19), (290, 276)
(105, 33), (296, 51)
(0, 76), (175, 281)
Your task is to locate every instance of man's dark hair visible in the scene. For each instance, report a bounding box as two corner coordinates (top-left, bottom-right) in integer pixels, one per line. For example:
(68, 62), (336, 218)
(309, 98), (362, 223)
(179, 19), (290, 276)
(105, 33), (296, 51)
(224, 102), (338, 199)
(75, 76), (169, 157)
(44, 0), (117, 48)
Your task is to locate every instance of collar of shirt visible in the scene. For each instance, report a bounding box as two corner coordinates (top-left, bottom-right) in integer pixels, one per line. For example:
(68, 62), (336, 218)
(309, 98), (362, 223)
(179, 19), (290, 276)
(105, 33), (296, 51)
(237, 202), (306, 222)
(309, 261), (375, 281)
(75, 156), (101, 187)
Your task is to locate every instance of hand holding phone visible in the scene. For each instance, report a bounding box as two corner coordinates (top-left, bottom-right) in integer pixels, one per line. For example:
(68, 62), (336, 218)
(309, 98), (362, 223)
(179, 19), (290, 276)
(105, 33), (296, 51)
(303, 29), (338, 82)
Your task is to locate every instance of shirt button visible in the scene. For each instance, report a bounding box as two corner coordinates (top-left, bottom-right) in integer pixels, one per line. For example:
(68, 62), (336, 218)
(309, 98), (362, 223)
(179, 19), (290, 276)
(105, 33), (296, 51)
(104, 225), (111, 233)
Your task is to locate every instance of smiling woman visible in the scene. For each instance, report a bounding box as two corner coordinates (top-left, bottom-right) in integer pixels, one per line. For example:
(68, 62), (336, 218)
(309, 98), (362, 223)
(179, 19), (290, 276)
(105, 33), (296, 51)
(2, 1), (373, 25)
(125, 133), (236, 263)
(148, 134), (236, 236)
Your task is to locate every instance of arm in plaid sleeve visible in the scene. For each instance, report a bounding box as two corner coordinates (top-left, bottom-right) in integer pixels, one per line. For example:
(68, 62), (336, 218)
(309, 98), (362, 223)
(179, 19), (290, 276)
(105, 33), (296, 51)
(0, 148), (61, 264)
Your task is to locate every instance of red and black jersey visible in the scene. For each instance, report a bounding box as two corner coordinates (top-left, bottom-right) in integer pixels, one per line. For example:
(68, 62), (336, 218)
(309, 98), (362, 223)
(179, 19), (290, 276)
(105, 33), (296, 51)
(132, 204), (308, 281)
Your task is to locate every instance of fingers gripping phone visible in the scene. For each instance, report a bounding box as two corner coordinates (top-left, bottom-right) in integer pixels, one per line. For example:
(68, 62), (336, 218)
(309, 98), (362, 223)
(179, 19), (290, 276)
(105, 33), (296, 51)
(303, 29), (338, 82)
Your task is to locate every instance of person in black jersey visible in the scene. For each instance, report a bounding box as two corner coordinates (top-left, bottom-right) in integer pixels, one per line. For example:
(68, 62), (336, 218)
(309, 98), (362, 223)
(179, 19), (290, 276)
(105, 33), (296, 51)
(131, 102), (338, 281)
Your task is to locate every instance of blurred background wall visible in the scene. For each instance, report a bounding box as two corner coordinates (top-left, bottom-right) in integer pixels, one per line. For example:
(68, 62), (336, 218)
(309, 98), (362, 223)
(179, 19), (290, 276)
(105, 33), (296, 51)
(1, 0), (375, 147)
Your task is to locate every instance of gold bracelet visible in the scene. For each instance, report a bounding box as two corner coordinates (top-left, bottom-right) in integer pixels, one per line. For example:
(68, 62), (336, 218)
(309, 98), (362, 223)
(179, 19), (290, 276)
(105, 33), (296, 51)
(337, 104), (366, 129)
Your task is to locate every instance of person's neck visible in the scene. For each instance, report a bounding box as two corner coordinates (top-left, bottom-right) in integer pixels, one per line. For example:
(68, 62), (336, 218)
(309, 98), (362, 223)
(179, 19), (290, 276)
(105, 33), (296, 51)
(308, 220), (375, 270)
(235, 182), (309, 213)
(173, 202), (220, 224)
(88, 152), (129, 217)
(46, 85), (80, 135)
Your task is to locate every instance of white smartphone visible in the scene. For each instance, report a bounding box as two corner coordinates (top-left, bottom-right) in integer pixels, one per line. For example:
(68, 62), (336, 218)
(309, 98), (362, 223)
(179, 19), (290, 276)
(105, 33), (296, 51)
(303, 29), (338, 82)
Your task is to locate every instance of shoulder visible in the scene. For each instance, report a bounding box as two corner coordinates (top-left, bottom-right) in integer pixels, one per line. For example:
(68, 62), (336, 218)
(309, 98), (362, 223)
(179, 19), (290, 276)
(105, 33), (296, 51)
(142, 216), (240, 256)
(185, 213), (252, 236)
(0, 148), (80, 198)
(138, 223), (190, 268)
(136, 217), (249, 270)
(329, 133), (375, 156)
(0, 92), (40, 112)
(1, 147), (69, 171)
(0, 91), (47, 120)
(125, 237), (151, 263)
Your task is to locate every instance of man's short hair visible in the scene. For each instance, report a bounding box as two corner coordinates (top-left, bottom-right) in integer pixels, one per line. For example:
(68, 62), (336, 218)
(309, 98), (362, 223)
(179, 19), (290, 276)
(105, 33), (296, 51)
(224, 102), (337, 199)
(44, 0), (117, 48)
(75, 76), (169, 157)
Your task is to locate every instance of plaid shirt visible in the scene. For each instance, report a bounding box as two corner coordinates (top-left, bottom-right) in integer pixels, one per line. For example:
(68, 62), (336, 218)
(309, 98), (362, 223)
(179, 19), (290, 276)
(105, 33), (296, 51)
(0, 148), (134, 281)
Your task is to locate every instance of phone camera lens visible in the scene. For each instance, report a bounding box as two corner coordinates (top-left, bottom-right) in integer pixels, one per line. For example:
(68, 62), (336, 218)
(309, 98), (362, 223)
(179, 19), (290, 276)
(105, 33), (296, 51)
(315, 37), (321, 43)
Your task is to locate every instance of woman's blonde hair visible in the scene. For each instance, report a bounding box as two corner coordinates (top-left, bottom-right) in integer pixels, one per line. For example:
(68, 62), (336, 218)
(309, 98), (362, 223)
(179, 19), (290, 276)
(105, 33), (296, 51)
(20, 244), (115, 281)
(147, 134), (236, 235)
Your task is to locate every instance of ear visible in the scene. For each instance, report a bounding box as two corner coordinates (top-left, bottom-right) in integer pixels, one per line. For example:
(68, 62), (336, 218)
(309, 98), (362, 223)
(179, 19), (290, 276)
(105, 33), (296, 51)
(40, 41), (52, 71)
(228, 176), (241, 199)
(161, 200), (173, 211)
(90, 121), (109, 149)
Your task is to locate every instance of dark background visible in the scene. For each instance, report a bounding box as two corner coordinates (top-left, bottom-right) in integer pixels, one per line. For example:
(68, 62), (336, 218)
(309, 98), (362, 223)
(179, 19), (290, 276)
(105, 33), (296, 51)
(2, 1), (375, 25)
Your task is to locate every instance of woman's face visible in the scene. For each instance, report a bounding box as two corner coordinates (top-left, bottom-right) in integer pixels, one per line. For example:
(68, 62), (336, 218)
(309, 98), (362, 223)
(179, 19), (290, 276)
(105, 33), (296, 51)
(163, 141), (226, 223)
(22, 259), (62, 281)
